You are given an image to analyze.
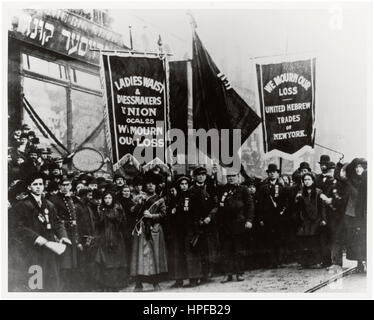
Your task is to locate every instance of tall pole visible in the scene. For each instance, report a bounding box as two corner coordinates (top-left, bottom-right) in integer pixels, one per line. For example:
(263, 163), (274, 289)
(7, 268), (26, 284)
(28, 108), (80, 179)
(129, 25), (133, 50)
(186, 59), (193, 174)
(187, 11), (197, 175)
(158, 34), (173, 197)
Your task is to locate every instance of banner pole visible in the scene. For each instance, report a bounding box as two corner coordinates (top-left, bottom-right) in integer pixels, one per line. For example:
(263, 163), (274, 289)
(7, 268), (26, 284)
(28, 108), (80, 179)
(186, 60), (193, 175)
(128, 25), (133, 50)
(159, 35), (173, 200)
(187, 11), (197, 176)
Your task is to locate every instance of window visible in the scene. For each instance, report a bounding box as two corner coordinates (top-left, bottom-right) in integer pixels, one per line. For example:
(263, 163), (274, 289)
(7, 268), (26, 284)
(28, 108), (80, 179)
(70, 68), (101, 91)
(22, 77), (68, 146)
(71, 89), (104, 153)
(21, 51), (106, 162)
(22, 53), (67, 81)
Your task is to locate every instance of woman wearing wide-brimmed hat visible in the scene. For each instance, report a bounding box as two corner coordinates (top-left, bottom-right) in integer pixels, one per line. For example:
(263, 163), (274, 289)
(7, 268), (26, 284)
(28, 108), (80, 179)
(130, 172), (168, 291)
(339, 158), (367, 272)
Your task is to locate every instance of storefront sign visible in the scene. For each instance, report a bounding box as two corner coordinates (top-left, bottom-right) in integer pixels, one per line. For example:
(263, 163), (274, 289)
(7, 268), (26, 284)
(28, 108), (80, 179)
(256, 58), (316, 156)
(9, 9), (125, 65)
(100, 54), (167, 171)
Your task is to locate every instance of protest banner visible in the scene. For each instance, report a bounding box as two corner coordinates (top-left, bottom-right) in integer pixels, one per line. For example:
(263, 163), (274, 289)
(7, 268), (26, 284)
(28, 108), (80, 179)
(256, 58), (316, 157)
(100, 54), (168, 171)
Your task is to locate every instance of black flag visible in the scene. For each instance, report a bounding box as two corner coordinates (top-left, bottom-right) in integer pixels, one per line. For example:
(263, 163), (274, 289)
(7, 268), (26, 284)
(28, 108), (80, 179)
(169, 61), (188, 136)
(192, 31), (261, 166)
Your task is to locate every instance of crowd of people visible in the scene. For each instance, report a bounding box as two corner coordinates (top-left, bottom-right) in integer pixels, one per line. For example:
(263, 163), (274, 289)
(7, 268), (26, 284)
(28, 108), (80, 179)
(8, 124), (368, 292)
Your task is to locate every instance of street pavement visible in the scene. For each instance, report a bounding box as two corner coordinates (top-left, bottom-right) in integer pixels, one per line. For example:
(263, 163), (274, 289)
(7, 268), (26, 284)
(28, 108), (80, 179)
(316, 273), (367, 293)
(121, 256), (366, 293)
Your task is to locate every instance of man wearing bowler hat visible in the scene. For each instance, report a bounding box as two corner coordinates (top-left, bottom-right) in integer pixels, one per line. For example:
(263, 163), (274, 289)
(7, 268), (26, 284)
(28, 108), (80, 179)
(315, 155), (331, 190)
(298, 162), (312, 175)
(257, 164), (287, 268)
(218, 168), (254, 283)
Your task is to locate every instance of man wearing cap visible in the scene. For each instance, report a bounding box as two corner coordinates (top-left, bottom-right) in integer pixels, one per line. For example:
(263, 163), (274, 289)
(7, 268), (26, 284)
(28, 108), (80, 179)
(257, 164), (287, 268)
(218, 169), (254, 283)
(39, 148), (52, 168)
(113, 173), (126, 195)
(49, 177), (83, 291)
(21, 123), (31, 135)
(25, 146), (42, 175)
(318, 161), (346, 269)
(54, 157), (68, 176)
(9, 173), (67, 291)
(189, 166), (219, 284)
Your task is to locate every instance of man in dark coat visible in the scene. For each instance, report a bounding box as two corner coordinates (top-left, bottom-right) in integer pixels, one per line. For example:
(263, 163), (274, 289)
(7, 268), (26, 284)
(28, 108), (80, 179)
(23, 146), (42, 175)
(75, 188), (97, 291)
(189, 166), (219, 284)
(257, 164), (287, 268)
(315, 155), (331, 190)
(49, 177), (83, 291)
(319, 162), (347, 268)
(218, 169), (254, 282)
(315, 157), (335, 268)
(9, 173), (67, 291)
(113, 173), (126, 195)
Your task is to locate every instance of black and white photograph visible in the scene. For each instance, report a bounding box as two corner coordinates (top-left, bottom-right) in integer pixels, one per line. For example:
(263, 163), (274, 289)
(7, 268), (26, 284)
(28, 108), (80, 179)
(2, 0), (373, 300)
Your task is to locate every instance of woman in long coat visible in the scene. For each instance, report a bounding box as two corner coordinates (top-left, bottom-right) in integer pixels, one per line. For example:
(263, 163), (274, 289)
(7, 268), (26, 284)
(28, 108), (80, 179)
(295, 173), (326, 268)
(168, 176), (203, 288)
(93, 191), (127, 291)
(117, 185), (136, 274)
(130, 172), (168, 291)
(341, 158), (367, 272)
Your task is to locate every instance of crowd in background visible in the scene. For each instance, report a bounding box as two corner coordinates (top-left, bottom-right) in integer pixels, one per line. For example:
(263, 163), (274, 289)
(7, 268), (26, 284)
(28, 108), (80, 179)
(8, 124), (367, 292)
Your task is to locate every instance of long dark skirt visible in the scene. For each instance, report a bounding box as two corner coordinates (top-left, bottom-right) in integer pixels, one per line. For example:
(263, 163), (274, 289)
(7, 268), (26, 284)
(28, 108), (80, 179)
(168, 230), (203, 281)
(93, 264), (127, 289)
(345, 216), (366, 261)
(93, 240), (128, 289)
(297, 235), (321, 266)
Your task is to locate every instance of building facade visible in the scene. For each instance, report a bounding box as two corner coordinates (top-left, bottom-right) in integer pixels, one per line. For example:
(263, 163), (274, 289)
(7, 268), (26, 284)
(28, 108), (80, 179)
(8, 9), (128, 163)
